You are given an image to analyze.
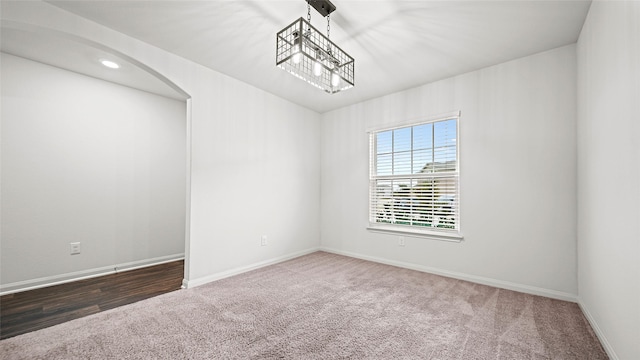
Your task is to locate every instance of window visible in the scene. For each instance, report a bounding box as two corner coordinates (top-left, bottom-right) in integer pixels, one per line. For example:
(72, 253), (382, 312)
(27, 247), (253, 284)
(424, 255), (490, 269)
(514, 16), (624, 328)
(369, 114), (460, 238)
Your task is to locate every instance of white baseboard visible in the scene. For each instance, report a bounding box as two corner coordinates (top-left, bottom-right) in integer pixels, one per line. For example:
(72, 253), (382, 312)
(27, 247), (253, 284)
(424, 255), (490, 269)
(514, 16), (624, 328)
(183, 247), (320, 289)
(0, 253), (185, 296)
(320, 247), (578, 302)
(577, 298), (619, 360)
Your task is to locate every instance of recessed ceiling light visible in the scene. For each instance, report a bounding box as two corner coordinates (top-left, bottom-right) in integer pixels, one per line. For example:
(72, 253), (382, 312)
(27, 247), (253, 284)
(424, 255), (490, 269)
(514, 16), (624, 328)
(100, 59), (120, 69)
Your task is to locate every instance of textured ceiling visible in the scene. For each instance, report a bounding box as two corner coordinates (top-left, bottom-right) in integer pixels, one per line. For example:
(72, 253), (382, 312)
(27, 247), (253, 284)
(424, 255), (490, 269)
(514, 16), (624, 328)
(3, 1), (591, 113)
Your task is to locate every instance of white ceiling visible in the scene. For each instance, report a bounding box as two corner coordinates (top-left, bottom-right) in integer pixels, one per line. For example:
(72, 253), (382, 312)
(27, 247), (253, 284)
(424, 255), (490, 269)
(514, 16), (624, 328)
(3, 1), (592, 113)
(0, 26), (189, 100)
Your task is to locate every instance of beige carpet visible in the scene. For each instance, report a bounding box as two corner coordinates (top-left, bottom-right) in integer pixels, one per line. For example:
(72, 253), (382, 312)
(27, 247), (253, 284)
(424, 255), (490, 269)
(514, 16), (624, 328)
(0, 252), (607, 359)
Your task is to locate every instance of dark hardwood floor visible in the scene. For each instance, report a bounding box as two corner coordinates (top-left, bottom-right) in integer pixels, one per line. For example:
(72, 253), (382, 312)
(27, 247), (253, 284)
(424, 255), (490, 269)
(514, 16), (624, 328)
(0, 260), (184, 340)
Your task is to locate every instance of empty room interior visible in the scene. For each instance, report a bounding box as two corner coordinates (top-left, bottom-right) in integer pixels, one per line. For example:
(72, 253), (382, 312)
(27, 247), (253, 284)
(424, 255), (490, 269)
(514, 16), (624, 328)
(0, 0), (638, 359)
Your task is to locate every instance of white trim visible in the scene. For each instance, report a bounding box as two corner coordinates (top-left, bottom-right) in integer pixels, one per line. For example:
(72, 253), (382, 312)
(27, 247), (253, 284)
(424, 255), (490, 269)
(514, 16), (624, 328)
(367, 225), (463, 242)
(183, 97), (193, 283)
(577, 298), (620, 360)
(183, 247), (320, 288)
(366, 110), (461, 134)
(0, 253), (185, 296)
(319, 247), (578, 302)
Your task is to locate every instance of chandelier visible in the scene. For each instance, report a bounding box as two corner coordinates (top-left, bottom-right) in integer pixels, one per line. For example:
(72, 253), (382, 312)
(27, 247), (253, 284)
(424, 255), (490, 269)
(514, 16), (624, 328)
(276, 0), (354, 94)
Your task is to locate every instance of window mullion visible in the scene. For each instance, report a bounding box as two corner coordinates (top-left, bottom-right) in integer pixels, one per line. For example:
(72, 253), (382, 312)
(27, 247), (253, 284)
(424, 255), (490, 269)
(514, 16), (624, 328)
(391, 129), (395, 175)
(409, 127), (413, 224)
(431, 123), (435, 174)
(373, 172), (455, 181)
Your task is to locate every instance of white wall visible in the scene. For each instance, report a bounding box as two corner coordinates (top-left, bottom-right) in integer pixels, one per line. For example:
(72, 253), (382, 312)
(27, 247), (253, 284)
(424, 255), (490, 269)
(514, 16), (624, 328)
(576, 1), (640, 359)
(186, 68), (321, 284)
(321, 45), (578, 299)
(0, 1), (321, 288)
(1, 53), (186, 290)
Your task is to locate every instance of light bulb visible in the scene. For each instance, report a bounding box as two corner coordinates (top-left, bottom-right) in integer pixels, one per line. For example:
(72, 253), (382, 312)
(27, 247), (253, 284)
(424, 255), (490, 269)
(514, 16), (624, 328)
(313, 60), (323, 77)
(331, 71), (340, 87)
(100, 59), (120, 69)
(292, 44), (301, 64)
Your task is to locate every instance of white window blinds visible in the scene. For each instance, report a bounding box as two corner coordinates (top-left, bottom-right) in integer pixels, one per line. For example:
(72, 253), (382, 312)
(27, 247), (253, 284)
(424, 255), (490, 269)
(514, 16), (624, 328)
(369, 116), (459, 234)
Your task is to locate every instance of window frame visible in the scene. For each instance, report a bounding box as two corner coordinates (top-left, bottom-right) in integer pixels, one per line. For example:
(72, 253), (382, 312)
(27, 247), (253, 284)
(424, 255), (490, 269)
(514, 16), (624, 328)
(367, 111), (463, 242)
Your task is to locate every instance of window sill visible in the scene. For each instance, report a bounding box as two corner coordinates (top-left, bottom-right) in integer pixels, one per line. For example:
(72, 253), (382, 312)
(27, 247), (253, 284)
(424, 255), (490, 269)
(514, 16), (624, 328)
(367, 225), (463, 243)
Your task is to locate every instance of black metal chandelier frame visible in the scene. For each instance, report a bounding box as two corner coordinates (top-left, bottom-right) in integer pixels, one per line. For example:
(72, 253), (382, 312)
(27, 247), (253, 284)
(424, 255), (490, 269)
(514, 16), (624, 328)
(276, 0), (355, 94)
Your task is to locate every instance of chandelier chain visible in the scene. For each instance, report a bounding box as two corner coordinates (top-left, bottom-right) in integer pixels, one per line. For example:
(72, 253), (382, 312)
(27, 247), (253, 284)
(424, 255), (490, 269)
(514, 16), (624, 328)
(306, 3), (312, 33)
(327, 14), (330, 39)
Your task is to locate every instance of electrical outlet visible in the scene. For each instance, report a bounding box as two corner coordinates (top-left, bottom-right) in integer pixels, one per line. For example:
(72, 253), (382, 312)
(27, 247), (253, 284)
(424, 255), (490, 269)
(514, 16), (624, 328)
(261, 235), (268, 246)
(398, 237), (405, 247)
(70, 242), (81, 255)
